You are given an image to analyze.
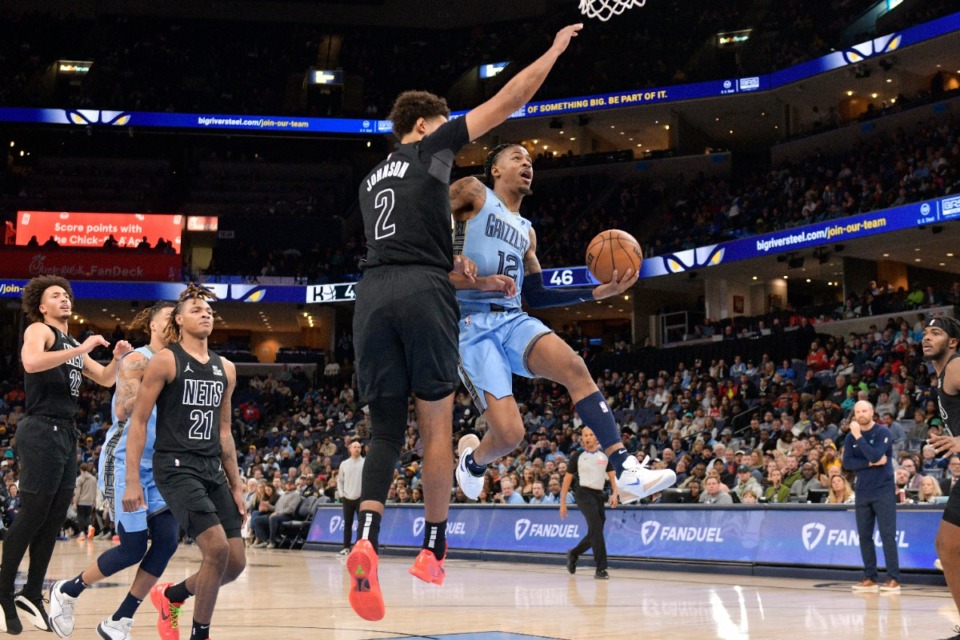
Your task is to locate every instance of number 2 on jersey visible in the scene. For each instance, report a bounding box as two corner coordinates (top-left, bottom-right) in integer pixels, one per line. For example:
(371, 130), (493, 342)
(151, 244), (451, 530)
(188, 409), (214, 440)
(374, 188), (396, 240)
(69, 369), (82, 397)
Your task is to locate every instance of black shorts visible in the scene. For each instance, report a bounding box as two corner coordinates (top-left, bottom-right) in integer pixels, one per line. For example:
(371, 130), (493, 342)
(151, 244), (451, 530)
(16, 416), (77, 495)
(353, 265), (459, 403)
(944, 477), (960, 528)
(153, 452), (242, 539)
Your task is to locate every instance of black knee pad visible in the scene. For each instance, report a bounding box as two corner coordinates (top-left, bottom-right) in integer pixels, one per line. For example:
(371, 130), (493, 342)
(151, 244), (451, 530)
(97, 524), (148, 577)
(367, 396), (408, 452)
(360, 396), (408, 503)
(140, 511), (180, 577)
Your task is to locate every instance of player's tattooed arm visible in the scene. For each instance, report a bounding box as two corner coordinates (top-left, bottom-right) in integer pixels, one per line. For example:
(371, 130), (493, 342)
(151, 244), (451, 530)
(450, 176), (486, 219)
(114, 352), (148, 422)
(523, 227), (543, 276)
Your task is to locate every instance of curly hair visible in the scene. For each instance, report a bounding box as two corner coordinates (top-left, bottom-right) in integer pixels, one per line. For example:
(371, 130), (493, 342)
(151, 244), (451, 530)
(21, 276), (73, 323)
(388, 90), (450, 141)
(163, 283), (218, 344)
(129, 301), (176, 337)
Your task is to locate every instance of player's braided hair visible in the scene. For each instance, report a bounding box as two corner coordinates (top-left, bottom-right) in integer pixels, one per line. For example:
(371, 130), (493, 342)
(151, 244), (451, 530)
(129, 301), (176, 336)
(163, 283), (218, 343)
(483, 143), (519, 187)
(21, 275), (73, 323)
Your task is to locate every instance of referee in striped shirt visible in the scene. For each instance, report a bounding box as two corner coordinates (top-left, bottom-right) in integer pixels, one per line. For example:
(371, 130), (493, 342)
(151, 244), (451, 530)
(560, 426), (619, 579)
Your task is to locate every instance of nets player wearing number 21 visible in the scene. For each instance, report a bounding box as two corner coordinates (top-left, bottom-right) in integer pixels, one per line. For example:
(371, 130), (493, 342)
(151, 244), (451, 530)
(0, 276), (132, 635)
(122, 285), (246, 640)
(348, 23), (585, 622)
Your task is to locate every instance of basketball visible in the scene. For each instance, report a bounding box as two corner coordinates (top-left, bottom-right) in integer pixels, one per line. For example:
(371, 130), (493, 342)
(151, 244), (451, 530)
(585, 229), (643, 283)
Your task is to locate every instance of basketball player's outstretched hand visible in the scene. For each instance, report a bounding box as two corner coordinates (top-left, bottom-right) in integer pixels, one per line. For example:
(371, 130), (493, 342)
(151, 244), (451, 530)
(80, 334), (111, 354)
(121, 482), (145, 512)
(551, 23), (584, 55)
(929, 433), (960, 456)
(112, 340), (134, 360)
(591, 268), (638, 300)
(453, 255), (477, 283)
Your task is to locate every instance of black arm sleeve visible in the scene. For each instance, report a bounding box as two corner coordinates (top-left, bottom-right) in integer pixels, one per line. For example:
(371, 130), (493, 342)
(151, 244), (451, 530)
(418, 116), (470, 183)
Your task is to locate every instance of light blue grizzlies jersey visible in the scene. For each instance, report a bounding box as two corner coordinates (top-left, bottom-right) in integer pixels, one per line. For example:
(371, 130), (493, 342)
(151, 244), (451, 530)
(98, 346), (158, 499)
(455, 186), (531, 312)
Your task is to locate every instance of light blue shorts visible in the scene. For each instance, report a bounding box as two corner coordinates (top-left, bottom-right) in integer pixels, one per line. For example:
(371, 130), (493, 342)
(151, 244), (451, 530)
(458, 310), (552, 411)
(112, 459), (167, 533)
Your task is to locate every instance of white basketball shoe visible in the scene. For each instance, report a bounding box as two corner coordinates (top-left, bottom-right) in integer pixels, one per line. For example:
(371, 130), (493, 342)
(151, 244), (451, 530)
(617, 455), (676, 504)
(456, 434), (485, 500)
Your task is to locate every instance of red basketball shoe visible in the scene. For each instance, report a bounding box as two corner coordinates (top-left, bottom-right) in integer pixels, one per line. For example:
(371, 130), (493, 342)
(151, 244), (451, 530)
(346, 540), (385, 621)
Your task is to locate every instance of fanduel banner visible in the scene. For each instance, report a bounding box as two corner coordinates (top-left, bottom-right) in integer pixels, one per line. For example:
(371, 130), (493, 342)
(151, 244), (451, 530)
(307, 505), (941, 570)
(308, 505), (586, 554)
(0, 250), (180, 282)
(17, 211), (183, 252)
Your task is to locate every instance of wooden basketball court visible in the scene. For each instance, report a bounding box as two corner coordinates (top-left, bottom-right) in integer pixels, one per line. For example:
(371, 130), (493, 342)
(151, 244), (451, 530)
(30, 539), (959, 639)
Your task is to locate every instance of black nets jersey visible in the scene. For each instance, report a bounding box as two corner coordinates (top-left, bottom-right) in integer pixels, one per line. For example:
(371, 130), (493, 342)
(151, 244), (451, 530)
(358, 116), (469, 272)
(24, 324), (82, 420)
(938, 352), (960, 436)
(155, 343), (226, 458)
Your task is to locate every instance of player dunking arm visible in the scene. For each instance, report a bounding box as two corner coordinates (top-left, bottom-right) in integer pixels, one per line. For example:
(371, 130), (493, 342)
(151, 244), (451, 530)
(922, 316), (960, 640)
(48, 302), (181, 640)
(0, 276), (132, 635)
(348, 23), (584, 622)
(122, 285), (246, 640)
(448, 144), (676, 504)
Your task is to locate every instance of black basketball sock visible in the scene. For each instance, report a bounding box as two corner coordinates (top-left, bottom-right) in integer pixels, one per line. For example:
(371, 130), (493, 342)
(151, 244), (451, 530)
(423, 521), (447, 560)
(191, 620), (210, 640)
(357, 510), (382, 553)
(59, 574), (88, 598)
(165, 581), (192, 604)
(112, 592), (143, 621)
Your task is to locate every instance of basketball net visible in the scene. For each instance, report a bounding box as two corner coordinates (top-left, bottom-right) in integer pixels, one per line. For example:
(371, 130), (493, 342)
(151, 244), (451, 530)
(579, 0), (646, 21)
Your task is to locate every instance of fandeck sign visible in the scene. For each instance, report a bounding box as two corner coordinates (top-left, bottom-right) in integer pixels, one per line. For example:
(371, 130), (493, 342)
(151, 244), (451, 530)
(0, 251), (180, 282)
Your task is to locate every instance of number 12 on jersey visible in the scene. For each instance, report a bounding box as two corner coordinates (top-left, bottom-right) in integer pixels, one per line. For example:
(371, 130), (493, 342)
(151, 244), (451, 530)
(497, 251), (520, 279)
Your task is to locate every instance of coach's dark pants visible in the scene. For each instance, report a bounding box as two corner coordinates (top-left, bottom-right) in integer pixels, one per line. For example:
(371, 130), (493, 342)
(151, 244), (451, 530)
(855, 492), (900, 582)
